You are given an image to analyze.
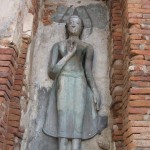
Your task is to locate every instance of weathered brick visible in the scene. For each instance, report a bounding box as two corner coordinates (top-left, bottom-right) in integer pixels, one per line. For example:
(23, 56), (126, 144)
(8, 114), (20, 121)
(7, 126), (18, 134)
(8, 121), (19, 128)
(11, 90), (21, 97)
(0, 48), (17, 58)
(110, 0), (150, 149)
(5, 133), (15, 140)
(9, 102), (20, 109)
(9, 109), (21, 116)
(130, 88), (150, 94)
(127, 107), (150, 114)
(5, 145), (14, 150)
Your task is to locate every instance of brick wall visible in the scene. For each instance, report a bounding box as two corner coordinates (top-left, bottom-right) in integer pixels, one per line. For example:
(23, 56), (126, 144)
(0, 36), (30, 150)
(110, 0), (150, 149)
(0, 47), (18, 150)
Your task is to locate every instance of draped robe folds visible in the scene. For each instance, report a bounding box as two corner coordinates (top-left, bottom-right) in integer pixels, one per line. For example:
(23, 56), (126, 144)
(43, 42), (107, 140)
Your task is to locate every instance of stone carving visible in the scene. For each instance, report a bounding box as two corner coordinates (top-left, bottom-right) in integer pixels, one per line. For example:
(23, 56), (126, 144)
(43, 15), (108, 150)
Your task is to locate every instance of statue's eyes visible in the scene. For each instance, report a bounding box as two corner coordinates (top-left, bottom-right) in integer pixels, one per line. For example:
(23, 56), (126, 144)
(70, 21), (79, 25)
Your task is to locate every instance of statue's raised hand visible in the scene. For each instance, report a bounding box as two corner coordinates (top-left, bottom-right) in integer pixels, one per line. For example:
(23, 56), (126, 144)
(67, 41), (77, 55)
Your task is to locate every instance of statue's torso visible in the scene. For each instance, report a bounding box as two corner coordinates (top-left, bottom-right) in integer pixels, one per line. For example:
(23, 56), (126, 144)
(58, 40), (88, 74)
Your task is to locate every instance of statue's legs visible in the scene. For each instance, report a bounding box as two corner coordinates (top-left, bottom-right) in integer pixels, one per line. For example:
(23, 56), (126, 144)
(59, 138), (68, 150)
(72, 139), (81, 150)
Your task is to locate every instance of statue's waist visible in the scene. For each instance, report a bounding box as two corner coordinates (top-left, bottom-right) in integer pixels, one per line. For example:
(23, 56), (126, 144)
(60, 70), (85, 78)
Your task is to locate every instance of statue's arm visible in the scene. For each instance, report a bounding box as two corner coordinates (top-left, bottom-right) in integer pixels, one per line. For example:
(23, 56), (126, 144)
(85, 45), (97, 92)
(85, 45), (101, 110)
(48, 43), (76, 80)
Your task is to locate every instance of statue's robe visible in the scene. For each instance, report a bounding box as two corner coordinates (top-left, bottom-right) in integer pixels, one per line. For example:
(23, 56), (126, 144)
(43, 76), (107, 140)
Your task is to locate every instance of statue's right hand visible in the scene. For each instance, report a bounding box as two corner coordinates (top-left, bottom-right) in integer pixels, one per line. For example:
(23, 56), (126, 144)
(67, 41), (77, 55)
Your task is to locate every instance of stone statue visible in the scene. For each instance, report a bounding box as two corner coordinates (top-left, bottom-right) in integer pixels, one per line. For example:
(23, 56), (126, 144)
(43, 15), (107, 150)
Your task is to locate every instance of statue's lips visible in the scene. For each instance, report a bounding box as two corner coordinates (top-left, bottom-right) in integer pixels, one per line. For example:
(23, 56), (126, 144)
(69, 28), (79, 33)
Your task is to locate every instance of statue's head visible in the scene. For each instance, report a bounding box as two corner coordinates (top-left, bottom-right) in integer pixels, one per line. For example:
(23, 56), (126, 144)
(66, 15), (83, 37)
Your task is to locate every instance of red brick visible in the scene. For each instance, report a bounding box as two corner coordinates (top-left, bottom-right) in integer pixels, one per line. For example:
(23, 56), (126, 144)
(130, 34), (142, 40)
(0, 78), (12, 89)
(9, 109), (21, 116)
(0, 48), (17, 57)
(8, 121), (19, 128)
(131, 50), (150, 56)
(142, 0), (150, 5)
(9, 102), (20, 109)
(0, 142), (3, 149)
(19, 53), (26, 59)
(128, 13), (142, 18)
(113, 135), (123, 141)
(134, 140), (150, 147)
(8, 114), (20, 121)
(0, 85), (11, 98)
(14, 80), (23, 85)
(131, 60), (150, 65)
(5, 140), (14, 146)
(0, 91), (10, 101)
(17, 58), (26, 65)
(14, 75), (24, 80)
(5, 133), (15, 140)
(7, 126), (18, 134)
(0, 97), (5, 103)
(128, 115), (144, 121)
(0, 55), (15, 67)
(11, 97), (20, 103)
(15, 69), (24, 75)
(0, 135), (5, 143)
(142, 4), (150, 9)
(129, 100), (150, 107)
(11, 90), (21, 97)
(130, 76), (150, 81)
(130, 81), (150, 87)
(127, 107), (150, 114)
(130, 88), (150, 94)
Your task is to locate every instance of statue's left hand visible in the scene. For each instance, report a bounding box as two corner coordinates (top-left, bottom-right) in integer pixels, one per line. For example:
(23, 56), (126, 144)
(93, 89), (101, 111)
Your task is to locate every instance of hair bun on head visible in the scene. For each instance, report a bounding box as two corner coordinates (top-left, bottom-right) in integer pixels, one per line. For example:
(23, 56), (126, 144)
(70, 15), (81, 19)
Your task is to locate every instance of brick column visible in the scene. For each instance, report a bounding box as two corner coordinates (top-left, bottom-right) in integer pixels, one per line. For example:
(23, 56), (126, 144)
(7, 37), (30, 150)
(110, 0), (124, 149)
(110, 0), (150, 149)
(0, 48), (18, 150)
(0, 36), (30, 150)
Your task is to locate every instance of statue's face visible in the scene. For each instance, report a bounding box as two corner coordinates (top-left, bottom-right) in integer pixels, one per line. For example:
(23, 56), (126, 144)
(67, 16), (83, 36)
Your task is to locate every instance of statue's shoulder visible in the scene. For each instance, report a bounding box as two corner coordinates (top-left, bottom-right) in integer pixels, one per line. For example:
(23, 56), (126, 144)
(53, 40), (66, 46)
(52, 41), (66, 51)
(81, 42), (94, 52)
(56, 40), (67, 47)
(81, 41), (93, 48)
